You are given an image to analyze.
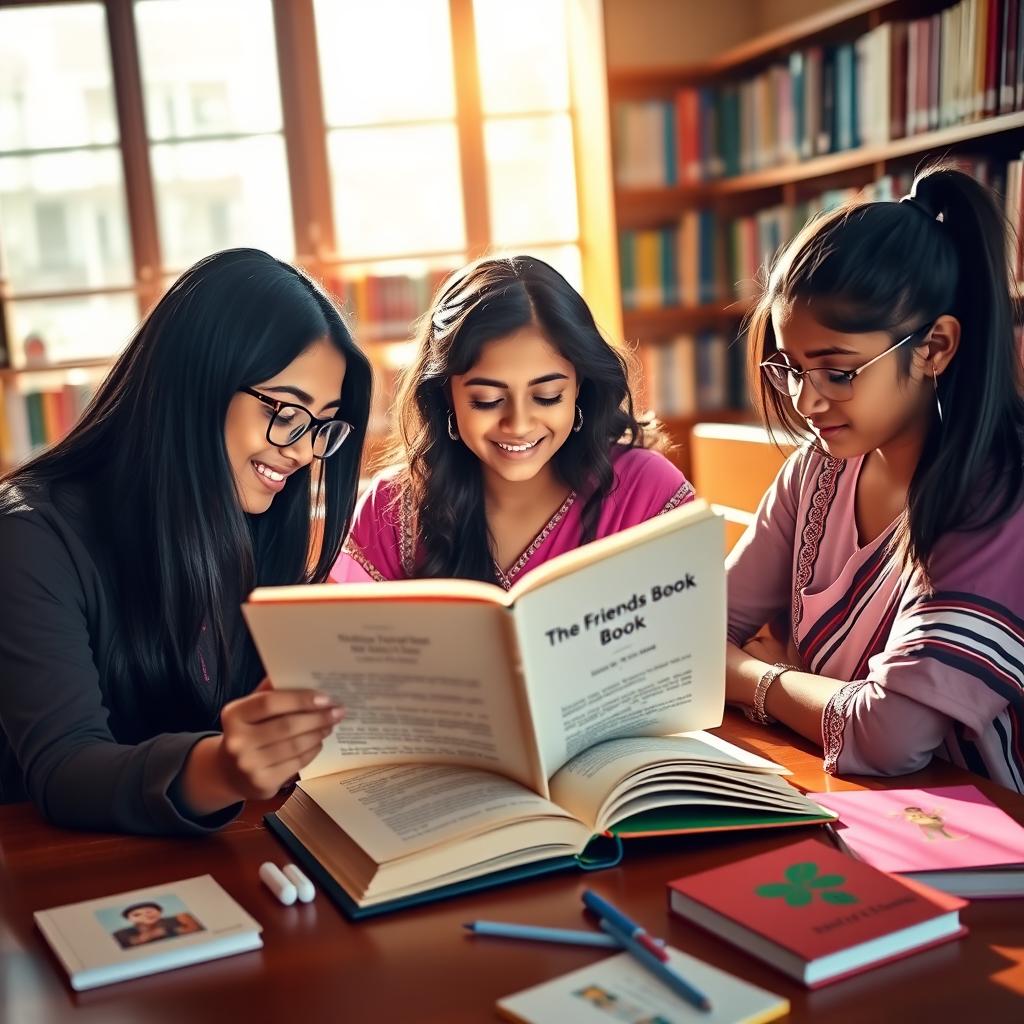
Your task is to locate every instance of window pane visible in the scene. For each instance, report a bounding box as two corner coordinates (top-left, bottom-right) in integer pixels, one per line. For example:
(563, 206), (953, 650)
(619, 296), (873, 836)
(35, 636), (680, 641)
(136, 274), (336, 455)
(327, 125), (465, 259)
(473, 0), (569, 115)
(151, 137), (294, 270)
(7, 293), (138, 367)
(0, 149), (133, 293)
(135, 0), (282, 140)
(0, 4), (118, 151)
(484, 115), (578, 245)
(315, 0), (455, 126)
(0, 3), (117, 151)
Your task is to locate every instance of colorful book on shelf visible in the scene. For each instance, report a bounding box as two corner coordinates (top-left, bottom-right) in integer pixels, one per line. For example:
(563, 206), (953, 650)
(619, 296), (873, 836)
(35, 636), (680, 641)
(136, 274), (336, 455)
(668, 837), (967, 989)
(496, 946), (789, 1024)
(242, 503), (835, 918)
(808, 785), (1024, 899)
(34, 875), (262, 991)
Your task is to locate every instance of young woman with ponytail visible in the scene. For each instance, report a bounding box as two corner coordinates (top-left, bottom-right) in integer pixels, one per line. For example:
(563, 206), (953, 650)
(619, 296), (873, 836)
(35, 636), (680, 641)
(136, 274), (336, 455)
(727, 165), (1024, 791)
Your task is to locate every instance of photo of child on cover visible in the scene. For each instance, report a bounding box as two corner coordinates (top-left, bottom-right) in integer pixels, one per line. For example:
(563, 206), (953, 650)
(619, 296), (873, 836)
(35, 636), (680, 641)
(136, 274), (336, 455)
(95, 894), (205, 950)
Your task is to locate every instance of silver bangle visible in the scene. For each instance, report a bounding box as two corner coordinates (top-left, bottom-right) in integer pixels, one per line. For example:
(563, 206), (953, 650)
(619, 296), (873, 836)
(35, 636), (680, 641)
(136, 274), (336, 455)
(743, 662), (799, 725)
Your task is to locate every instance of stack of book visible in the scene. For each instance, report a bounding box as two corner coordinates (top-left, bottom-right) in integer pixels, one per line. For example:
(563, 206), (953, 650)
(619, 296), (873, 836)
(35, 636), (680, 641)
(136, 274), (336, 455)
(327, 266), (453, 342)
(639, 332), (748, 418)
(0, 377), (99, 467)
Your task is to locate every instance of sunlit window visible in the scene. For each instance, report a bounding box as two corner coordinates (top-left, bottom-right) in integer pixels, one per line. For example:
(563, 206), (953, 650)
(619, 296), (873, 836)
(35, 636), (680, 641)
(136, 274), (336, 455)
(135, 0), (293, 271)
(474, 0), (580, 285)
(0, 3), (136, 365)
(314, 0), (465, 262)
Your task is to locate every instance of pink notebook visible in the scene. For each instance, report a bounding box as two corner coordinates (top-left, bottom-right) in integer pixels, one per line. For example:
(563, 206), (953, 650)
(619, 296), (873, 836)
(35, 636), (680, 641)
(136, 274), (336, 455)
(810, 786), (1024, 899)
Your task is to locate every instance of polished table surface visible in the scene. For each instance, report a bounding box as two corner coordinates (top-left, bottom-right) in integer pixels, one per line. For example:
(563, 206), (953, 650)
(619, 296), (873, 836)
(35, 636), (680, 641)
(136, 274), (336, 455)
(3, 712), (1023, 1022)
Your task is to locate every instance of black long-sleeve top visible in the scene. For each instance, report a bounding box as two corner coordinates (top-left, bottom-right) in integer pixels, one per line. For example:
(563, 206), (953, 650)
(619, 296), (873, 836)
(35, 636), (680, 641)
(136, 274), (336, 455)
(0, 478), (244, 833)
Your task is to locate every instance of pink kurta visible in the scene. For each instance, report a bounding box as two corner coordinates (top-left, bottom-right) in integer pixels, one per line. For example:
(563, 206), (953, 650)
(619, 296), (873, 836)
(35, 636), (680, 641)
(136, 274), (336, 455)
(333, 445), (694, 590)
(728, 446), (1024, 793)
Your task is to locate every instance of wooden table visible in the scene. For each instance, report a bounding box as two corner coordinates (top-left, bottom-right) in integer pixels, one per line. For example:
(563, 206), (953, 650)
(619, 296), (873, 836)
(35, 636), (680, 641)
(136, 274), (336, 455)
(3, 713), (1023, 1022)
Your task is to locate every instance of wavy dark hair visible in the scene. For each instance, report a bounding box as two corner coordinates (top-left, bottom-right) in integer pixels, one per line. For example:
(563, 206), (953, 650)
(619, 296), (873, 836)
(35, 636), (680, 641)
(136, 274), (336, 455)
(747, 163), (1024, 581)
(1, 248), (371, 723)
(387, 254), (659, 582)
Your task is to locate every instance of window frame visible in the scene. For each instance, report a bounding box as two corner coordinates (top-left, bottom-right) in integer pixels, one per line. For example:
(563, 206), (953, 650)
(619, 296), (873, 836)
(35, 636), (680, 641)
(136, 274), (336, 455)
(0, 0), (618, 373)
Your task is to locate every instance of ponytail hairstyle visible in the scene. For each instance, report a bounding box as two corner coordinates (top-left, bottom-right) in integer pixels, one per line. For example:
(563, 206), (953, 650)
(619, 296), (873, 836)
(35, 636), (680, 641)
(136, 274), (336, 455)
(747, 163), (1024, 581)
(386, 254), (659, 582)
(2, 249), (371, 726)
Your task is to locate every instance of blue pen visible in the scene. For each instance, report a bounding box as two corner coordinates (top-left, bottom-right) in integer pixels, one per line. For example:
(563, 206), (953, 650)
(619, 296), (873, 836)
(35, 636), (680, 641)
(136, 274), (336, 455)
(581, 889), (670, 962)
(463, 920), (622, 948)
(599, 918), (712, 1012)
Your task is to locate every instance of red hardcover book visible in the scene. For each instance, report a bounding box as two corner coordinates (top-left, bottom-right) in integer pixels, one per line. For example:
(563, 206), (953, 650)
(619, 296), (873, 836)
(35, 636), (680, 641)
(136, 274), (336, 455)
(667, 837), (967, 989)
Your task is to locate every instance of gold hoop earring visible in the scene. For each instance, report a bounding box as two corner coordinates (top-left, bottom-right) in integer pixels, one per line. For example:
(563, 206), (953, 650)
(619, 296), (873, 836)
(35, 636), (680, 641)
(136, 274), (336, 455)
(573, 405), (584, 433)
(447, 411), (459, 441)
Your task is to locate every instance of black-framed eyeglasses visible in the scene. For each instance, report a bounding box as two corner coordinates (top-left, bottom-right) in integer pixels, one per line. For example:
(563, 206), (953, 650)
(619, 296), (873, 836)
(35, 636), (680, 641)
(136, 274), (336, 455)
(241, 386), (353, 459)
(759, 321), (935, 403)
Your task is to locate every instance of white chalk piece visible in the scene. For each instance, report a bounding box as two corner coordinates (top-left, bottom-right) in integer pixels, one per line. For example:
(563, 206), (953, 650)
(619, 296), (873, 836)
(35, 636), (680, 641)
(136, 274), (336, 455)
(282, 864), (315, 903)
(259, 861), (297, 906)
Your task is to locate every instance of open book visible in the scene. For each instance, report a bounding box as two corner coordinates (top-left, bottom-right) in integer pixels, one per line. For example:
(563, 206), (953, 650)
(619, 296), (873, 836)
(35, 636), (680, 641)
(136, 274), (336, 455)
(243, 501), (833, 915)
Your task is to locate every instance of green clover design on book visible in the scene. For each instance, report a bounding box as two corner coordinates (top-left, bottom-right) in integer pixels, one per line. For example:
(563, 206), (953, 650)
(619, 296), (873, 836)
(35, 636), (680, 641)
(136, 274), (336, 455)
(755, 862), (859, 906)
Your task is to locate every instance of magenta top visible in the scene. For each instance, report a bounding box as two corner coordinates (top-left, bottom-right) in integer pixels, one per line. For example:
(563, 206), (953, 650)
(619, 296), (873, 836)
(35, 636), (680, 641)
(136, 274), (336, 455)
(333, 446), (694, 590)
(727, 446), (1024, 793)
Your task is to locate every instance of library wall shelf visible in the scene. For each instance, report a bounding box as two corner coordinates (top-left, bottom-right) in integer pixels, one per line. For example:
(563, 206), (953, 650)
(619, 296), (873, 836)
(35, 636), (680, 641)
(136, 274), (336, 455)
(616, 110), (1024, 222)
(608, 0), (891, 93)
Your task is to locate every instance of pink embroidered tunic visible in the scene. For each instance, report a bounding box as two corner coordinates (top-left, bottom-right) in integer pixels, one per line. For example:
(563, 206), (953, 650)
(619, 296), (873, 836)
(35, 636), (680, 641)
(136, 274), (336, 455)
(727, 446), (1024, 793)
(333, 446), (694, 590)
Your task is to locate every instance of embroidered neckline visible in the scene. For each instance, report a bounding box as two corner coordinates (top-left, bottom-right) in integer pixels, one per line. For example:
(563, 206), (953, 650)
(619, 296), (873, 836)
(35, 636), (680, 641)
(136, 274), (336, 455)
(492, 492), (576, 591)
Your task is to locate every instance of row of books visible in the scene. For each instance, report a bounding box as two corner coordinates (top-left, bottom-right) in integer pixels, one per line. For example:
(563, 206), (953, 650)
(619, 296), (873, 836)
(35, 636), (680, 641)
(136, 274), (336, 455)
(0, 380), (98, 467)
(325, 268), (452, 341)
(621, 159), (1009, 310)
(639, 332), (749, 418)
(613, 0), (1023, 186)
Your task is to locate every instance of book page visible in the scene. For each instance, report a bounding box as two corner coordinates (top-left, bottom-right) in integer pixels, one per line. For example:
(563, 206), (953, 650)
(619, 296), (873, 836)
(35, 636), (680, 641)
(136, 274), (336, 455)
(512, 508), (727, 780)
(298, 763), (584, 865)
(549, 734), (787, 828)
(243, 599), (543, 791)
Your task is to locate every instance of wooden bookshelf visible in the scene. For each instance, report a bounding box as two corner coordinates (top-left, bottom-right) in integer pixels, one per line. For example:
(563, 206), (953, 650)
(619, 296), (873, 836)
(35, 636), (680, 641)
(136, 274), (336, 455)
(608, 0), (1024, 477)
(608, 0), (898, 93)
(616, 110), (1024, 220)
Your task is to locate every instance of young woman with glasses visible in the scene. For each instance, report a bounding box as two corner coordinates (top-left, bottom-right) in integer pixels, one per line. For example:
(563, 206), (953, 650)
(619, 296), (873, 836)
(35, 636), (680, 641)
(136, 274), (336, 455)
(332, 255), (693, 587)
(727, 165), (1024, 791)
(0, 248), (371, 833)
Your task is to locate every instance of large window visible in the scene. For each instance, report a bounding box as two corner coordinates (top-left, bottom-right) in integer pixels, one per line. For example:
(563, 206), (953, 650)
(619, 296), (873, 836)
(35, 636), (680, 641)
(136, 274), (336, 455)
(0, 2), (136, 365)
(0, 0), (613, 463)
(135, 0), (293, 273)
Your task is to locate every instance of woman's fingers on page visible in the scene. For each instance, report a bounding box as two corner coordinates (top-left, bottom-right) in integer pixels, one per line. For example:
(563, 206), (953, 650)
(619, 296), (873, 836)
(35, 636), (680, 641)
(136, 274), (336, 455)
(253, 708), (343, 748)
(224, 687), (339, 727)
(259, 726), (335, 770)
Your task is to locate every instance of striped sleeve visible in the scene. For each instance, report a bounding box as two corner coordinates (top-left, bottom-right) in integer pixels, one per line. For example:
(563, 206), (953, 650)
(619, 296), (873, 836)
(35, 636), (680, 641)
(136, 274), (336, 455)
(824, 591), (1024, 792)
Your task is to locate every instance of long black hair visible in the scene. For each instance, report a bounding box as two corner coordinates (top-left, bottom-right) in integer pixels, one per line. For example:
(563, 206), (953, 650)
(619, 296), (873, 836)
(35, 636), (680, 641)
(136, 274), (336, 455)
(2, 248), (371, 723)
(747, 163), (1024, 580)
(388, 254), (659, 582)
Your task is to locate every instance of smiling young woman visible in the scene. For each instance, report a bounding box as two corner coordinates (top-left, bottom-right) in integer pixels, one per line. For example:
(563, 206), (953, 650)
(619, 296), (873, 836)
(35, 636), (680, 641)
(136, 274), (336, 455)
(0, 248), (371, 833)
(333, 255), (694, 588)
(726, 165), (1024, 793)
